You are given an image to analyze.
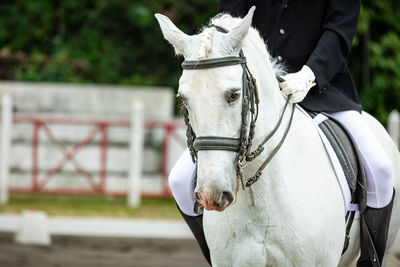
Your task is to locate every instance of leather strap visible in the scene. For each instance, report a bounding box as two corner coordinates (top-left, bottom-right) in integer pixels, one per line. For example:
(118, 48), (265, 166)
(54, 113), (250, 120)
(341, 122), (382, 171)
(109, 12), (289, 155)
(211, 24), (229, 34)
(246, 96), (291, 161)
(276, 74), (285, 83)
(245, 100), (295, 187)
(182, 57), (246, 69)
(342, 211), (356, 254)
(193, 136), (240, 152)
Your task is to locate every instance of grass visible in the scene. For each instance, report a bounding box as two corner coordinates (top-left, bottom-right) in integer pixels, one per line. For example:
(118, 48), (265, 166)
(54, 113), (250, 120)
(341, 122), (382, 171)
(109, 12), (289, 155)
(0, 194), (182, 220)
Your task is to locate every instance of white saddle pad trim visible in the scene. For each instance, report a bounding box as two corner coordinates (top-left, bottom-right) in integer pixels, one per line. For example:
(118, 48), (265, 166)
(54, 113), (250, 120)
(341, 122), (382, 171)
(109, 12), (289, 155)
(297, 108), (356, 214)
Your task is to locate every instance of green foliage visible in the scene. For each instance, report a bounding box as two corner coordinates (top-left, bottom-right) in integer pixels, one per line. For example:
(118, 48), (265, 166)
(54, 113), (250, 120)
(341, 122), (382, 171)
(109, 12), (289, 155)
(0, 0), (218, 87)
(349, 0), (400, 123)
(0, 0), (399, 121)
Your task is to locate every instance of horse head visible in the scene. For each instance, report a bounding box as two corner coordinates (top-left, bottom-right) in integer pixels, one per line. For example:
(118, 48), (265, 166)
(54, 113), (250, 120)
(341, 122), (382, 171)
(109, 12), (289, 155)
(156, 7), (275, 212)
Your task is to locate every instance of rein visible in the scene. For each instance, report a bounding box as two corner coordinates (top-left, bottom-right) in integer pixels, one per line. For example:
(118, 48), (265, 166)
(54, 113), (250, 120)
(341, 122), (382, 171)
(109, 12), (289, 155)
(181, 25), (295, 191)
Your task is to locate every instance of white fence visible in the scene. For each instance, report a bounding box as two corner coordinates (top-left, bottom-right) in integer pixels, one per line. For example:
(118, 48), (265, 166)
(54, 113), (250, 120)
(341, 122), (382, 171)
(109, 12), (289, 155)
(388, 110), (400, 148)
(0, 82), (185, 208)
(0, 95), (12, 204)
(0, 95), (147, 207)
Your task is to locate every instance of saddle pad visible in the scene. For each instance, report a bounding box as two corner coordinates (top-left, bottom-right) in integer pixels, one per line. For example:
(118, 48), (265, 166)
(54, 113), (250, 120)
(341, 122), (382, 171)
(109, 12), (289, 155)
(315, 113), (367, 213)
(298, 107), (367, 214)
(314, 114), (359, 191)
(312, 114), (355, 212)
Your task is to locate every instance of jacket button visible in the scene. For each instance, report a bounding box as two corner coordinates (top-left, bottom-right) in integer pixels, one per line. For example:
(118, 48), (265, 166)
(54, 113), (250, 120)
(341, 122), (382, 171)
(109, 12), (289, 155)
(277, 56), (283, 62)
(279, 29), (285, 35)
(284, 4), (288, 8)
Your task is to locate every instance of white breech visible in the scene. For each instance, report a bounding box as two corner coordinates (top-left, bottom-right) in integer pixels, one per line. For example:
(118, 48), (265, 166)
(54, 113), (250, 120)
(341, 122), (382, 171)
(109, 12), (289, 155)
(169, 110), (394, 216)
(168, 149), (197, 216)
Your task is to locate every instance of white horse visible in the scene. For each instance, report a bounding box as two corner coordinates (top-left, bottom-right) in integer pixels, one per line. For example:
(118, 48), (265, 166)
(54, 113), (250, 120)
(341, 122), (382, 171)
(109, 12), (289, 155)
(155, 8), (400, 267)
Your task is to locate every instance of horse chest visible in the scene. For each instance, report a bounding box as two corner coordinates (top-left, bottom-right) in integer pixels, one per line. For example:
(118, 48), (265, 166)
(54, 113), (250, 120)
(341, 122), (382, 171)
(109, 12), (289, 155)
(203, 181), (345, 267)
(203, 204), (313, 266)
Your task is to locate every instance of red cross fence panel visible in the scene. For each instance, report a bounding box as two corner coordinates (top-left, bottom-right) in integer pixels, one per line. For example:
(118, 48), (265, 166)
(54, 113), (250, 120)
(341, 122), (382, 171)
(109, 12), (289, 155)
(9, 115), (186, 198)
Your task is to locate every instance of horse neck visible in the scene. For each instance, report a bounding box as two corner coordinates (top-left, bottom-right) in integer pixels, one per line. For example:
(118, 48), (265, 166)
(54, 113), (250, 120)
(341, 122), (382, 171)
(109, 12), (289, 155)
(238, 44), (308, 205)
(236, 50), (324, 213)
(244, 46), (287, 150)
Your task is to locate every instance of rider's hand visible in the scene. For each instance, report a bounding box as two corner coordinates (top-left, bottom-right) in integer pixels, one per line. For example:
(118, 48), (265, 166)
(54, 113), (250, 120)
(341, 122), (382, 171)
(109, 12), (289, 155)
(279, 65), (316, 104)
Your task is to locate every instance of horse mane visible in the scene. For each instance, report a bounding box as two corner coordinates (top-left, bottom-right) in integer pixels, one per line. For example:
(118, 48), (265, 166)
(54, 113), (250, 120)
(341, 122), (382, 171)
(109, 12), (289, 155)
(195, 13), (286, 77)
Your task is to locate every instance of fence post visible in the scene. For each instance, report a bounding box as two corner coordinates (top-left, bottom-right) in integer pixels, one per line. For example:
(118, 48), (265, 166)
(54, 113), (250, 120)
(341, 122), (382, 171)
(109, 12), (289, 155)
(128, 101), (144, 207)
(0, 95), (12, 204)
(388, 109), (400, 148)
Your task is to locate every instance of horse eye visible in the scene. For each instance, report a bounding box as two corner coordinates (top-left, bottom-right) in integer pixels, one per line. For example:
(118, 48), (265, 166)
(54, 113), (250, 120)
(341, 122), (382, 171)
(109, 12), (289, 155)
(227, 90), (240, 104)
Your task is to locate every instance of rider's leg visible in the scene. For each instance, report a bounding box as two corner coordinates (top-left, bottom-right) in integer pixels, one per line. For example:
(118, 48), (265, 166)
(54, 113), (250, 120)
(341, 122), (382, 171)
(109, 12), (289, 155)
(329, 110), (393, 208)
(358, 192), (394, 267)
(168, 148), (197, 216)
(169, 149), (210, 264)
(177, 206), (211, 265)
(329, 110), (395, 266)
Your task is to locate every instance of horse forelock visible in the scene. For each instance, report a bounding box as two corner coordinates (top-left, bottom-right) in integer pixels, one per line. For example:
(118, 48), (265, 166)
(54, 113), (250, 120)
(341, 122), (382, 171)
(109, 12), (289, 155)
(196, 27), (215, 59)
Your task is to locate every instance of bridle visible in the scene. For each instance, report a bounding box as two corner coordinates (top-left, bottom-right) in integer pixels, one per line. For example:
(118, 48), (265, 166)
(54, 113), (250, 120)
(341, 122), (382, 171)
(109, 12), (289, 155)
(181, 25), (295, 191)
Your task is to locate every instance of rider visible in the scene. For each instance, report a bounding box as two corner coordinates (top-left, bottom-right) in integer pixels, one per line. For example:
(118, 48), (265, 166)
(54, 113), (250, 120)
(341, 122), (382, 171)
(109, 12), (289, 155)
(169, 1), (395, 266)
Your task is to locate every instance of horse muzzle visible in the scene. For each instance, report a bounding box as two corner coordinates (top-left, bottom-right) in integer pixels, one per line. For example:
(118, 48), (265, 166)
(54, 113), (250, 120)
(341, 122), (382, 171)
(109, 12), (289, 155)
(194, 186), (235, 212)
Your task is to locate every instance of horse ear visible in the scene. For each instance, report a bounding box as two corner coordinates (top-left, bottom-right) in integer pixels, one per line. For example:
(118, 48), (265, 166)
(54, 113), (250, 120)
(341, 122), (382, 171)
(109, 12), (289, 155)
(155, 13), (190, 56)
(225, 6), (256, 51)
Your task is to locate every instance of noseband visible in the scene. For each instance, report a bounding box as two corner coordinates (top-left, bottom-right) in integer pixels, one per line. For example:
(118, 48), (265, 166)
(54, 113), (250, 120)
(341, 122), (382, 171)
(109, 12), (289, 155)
(181, 25), (295, 190)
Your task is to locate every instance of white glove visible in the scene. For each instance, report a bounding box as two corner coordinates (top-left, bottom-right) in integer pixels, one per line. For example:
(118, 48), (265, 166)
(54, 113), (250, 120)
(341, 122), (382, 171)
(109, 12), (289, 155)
(279, 65), (316, 104)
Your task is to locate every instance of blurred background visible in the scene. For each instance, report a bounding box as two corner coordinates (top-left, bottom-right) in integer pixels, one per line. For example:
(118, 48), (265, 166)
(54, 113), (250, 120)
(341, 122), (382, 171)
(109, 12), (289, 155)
(0, 0), (399, 266)
(0, 1), (399, 121)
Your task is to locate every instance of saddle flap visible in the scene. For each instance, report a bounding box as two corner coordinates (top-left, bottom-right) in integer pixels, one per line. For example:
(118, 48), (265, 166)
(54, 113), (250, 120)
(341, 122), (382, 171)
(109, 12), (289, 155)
(320, 121), (358, 191)
(308, 111), (367, 214)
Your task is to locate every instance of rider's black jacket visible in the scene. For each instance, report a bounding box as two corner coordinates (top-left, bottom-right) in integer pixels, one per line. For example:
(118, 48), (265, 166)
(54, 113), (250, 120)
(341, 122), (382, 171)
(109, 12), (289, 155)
(218, 0), (362, 113)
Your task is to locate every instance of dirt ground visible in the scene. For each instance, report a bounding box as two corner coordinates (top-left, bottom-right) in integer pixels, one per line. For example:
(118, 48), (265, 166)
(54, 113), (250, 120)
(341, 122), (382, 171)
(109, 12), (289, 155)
(0, 233), (209, 267)
(1, 232), (399, 267)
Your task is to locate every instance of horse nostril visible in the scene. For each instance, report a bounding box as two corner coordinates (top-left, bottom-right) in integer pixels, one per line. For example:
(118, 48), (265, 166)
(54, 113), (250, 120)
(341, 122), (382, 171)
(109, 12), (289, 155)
(223, 191), (234, 203)
(194, 191), (201, 201)
(219, 191), (234, 208)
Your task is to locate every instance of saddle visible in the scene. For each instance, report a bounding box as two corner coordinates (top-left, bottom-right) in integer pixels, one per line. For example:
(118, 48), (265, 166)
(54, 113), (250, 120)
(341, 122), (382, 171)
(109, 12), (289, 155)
(308, 111), (367, 211)
(307, 111), (367, 253)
